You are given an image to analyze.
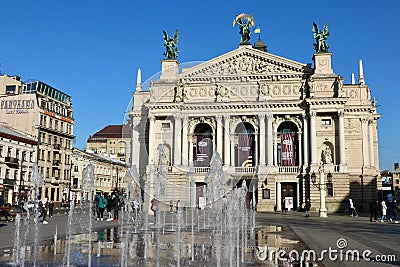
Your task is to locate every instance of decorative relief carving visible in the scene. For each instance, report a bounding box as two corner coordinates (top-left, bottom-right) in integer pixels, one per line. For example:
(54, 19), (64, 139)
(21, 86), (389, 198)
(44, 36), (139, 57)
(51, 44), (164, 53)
(344, 119), (360, 134)
(188, 117), (216, 133)
(349, 89), (358, 99)
(186, 52), (305, 79)
(313, 82), (331, 92)
(258, 82), (301, 96)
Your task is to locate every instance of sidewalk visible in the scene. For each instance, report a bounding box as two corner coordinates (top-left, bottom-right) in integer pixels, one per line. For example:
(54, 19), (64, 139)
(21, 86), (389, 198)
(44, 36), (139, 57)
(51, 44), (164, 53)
(256, 211), (400, 267)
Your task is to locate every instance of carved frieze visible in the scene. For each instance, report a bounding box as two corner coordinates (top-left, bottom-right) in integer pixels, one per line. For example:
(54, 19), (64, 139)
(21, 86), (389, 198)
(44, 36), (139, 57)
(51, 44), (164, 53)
(258, 81), (302, 97)
(344, 118), (360, 134)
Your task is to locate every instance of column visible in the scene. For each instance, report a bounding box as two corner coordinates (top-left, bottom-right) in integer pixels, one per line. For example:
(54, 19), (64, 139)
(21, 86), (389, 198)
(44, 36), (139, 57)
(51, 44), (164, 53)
(230, 136), (235, 167)
(297, 132), (302, 167)
(254, 133), (259, 166)
(302, 114), (309, 167)
(189, 135), (194, 166)
(276, 182), (282, 211)
(216, 115), (223, 157)
(338, 111), (346, 166)
(310, 111), (317, 165)
(361, 118), (369, 167)
(273, 124), (278, 166)
(174, 114), (182, 166)
(258, 114), (266, 166)
(148, 116), (155, 165)
(131, 117), (140, 166)
(369, 120), (375, 167)
(182, 116), (189, 166)
(223, 115), (230, 166)
(319, 168), (327, 217)
(267, 114), (273, 166)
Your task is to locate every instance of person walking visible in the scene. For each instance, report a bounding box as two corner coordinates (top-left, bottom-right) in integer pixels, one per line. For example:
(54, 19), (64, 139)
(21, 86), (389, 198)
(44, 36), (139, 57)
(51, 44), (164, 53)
(151, 198), (158, 222)
(170, 200), (174, 213)
(97, 193), (107, 220)
(48, 200), (54, 217)
(40, 195), (49, 224)
(348, 199), (358, 217)
(304, 199), (311, 217)
(176, 200), (181, 212)
(106, 195), (112, 221)
(380, 200), (387, 222)
(369, 200), (379, 222)
(390, 200), (399, 223)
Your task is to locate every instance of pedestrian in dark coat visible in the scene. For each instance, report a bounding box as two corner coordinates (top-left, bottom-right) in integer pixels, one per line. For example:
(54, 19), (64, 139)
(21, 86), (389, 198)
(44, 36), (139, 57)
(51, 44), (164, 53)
(369, 200), (379, 222)
(305, 199), (311, 217)
(48, 201), (54, 217)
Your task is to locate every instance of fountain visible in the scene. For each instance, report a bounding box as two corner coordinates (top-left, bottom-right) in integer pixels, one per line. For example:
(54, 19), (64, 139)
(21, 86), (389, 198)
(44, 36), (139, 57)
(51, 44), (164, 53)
(1, 151), (316, 266)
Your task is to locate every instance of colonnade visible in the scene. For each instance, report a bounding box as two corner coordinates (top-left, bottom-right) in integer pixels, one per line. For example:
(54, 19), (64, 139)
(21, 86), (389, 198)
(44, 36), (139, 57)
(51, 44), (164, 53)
(132, 111), (379, 170)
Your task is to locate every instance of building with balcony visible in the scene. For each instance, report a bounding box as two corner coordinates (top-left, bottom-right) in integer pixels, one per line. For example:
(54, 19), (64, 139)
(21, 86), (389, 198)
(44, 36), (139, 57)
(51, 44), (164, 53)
(128, 33), (381, 212)
(0, 125), (37, 205)
(0, 74), (74, 204)
(71, 148), (129, 202)
(87, 125), (131, 163)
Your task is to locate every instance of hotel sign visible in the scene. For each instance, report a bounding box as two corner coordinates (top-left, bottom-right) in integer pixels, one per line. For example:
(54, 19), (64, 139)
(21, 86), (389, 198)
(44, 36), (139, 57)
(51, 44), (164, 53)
(0, 98), (35, 114)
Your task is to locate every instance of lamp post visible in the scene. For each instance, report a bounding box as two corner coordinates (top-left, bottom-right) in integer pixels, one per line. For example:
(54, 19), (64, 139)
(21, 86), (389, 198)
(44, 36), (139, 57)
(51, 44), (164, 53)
(311, 163), (332, 218)
(18, 152), (25, 206)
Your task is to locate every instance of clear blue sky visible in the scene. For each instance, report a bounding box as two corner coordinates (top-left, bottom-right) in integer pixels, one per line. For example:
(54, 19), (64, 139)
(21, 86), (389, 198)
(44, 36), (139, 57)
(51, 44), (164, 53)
(1, 1), (399, 170)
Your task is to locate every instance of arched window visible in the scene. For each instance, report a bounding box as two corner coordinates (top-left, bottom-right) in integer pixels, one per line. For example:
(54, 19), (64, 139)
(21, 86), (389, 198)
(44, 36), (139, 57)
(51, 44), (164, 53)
(194, 123), (213, 167)
(235, 122), (255, 167)
(277, 121), (299, 166)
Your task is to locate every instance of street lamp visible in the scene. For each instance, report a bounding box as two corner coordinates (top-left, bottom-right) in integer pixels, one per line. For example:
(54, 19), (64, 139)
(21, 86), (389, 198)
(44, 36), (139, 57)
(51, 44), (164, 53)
(310, 163), (332, 218)
(18, 151), (25, 205)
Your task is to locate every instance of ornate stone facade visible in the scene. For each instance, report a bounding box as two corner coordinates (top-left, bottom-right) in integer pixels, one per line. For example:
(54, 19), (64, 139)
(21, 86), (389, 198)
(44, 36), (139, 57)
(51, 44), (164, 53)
(129, 44), (381, 213)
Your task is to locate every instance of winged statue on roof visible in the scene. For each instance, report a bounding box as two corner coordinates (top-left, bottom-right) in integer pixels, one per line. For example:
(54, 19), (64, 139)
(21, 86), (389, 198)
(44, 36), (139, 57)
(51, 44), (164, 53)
(312, 22), (330, 53)
(163, 29), (179, 60)
(233, 13), (255, 45)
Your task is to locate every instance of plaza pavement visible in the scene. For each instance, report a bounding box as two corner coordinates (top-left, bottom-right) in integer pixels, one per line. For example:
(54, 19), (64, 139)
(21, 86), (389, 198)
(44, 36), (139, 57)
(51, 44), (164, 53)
(0, 209), (399, 266)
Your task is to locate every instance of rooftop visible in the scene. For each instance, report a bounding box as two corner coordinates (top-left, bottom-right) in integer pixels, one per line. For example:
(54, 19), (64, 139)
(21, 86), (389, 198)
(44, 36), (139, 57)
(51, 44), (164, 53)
(87, 125), (130, 142)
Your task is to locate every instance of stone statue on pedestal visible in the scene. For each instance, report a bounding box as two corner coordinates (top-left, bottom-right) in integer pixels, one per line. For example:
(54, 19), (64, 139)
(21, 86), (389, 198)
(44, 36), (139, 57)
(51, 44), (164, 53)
(312, 22), (329, 53)
(163, 29), (179, 60)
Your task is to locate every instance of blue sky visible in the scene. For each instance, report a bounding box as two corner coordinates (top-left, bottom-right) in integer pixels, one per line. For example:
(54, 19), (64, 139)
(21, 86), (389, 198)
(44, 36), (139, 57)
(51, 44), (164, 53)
(0, 1), (399, 170)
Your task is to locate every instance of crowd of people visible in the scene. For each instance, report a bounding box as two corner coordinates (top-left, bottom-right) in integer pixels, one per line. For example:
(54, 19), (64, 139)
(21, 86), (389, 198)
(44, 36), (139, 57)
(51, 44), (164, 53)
(369, 199), (399, 223)
(94, 192), (125, 222)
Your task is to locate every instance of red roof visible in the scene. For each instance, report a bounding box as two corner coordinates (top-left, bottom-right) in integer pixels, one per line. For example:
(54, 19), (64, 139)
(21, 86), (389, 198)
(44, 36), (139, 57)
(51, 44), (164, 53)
(87, 125), (130, 143)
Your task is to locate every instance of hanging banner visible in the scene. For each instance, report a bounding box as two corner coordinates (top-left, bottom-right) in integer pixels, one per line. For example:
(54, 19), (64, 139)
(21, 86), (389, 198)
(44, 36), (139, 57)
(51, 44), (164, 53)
(238, 134), (253, 167)
(281, 133), (295, 166)
(196, 135), (212, 167)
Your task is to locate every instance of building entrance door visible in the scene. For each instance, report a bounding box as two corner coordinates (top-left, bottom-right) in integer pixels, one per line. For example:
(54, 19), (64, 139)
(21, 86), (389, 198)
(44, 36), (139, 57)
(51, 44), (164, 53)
(281, 182), (297, 211)
(196, 182), (206, 208)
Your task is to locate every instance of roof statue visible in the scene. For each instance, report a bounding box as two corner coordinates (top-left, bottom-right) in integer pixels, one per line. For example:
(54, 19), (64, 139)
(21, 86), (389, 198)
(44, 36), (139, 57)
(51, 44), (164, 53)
(163, 29), (179, 60)
(312, 22), (330, 53)
(233, 14), (255, 45)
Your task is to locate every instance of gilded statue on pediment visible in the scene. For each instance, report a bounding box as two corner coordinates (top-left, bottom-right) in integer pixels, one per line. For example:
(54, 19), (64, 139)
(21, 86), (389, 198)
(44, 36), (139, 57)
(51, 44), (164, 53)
(233, 14), (255, 45)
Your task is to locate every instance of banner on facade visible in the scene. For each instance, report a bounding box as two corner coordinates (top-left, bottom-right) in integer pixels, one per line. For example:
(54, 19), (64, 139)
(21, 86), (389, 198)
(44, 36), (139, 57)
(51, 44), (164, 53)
(280, 133), (295, 166)
(196, 135), (212, 167)
(238, 134), (253, 167)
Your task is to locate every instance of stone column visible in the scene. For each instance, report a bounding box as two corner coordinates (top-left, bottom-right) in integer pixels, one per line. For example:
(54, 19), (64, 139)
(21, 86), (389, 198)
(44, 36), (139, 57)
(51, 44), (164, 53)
(259, 114), (266, 166)
(297, 132), (302, 167)
(174, 114), (182, 166)
(148, 116), (155, 165)
(276, 181), (282, 211)
(369, 120), (375, 167)
(310, 111), (317, 165)
(254, 133), (259, 166)
(182, 116), (189, 166)
(361, 118), (369, 167)
(223, 115), (230, 166)
(189, 134), (194, 166)
(130, 117), (140, 166)
(302, 114), (309, 168)
(267, 114), (273, 166)
(216, 115), (223, 157)
(338, 111), (346, 166)
(273, 123), (278, 166)
(230, 136), (235, 167)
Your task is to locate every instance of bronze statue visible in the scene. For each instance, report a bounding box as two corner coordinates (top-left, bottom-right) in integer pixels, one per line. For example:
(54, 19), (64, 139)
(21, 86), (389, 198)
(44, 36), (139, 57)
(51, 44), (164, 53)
(163, 29), (179, 60)
(233, 14), (255, 45)
(312, 22), (329, 53)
